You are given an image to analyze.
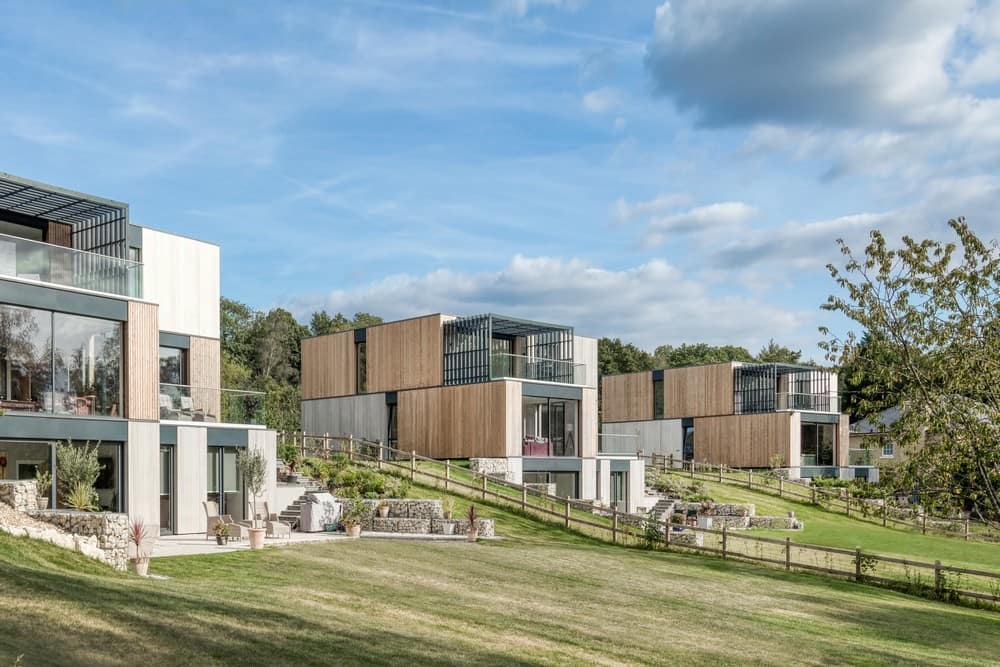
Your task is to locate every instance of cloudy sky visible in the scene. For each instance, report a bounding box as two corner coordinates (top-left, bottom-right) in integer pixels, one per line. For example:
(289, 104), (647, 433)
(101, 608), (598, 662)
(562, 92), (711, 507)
(2, 1), (999, 358)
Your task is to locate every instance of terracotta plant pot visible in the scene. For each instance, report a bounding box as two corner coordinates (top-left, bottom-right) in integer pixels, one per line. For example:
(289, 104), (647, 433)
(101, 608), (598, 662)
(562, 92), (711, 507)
(466, 528), (478, 543)
(347, 524), (362, 539)
(248, 527), (266, 550)
(131, 558), (149, 576)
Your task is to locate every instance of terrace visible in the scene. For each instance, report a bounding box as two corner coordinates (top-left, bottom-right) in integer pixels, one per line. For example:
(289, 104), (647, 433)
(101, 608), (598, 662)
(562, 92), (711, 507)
(733, 362), (839, 414)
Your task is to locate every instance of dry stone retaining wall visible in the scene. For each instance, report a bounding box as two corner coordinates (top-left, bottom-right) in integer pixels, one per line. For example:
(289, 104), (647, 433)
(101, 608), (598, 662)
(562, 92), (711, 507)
(0, 480), (39, 512)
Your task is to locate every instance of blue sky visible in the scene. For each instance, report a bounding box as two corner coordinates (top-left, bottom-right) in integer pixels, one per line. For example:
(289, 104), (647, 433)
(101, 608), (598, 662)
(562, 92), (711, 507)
(2, 0), (999, 358)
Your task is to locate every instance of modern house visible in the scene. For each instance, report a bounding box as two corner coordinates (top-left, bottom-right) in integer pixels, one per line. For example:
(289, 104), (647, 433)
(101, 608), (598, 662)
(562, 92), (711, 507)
(300, 313), (644, 511)
(601, 362), (858, 480)
(0, 172), (276, 536)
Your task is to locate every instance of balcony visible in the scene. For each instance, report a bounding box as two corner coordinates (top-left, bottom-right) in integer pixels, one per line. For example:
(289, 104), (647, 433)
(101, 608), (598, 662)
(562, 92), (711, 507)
(776, 392), (839, 413)
(159, 383), (265, 425)
(490, 352), (586, 385)
(0, 232), (142, 299)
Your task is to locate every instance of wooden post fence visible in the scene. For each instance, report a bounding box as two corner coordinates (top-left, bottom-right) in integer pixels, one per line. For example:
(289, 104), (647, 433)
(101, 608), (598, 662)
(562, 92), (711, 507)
(721, 524), (728, 559)
(377, 441), (384, 470)
(845, 489), (851, 518)
(521, 485), (527, 510)
(482, 475), (488, 500)
(612, 511), (619, 544)
(934, 561), (943, 597)
(855, 547), (862, 582)
(964, 519), (970, 541)
(922, 511), (928, 535)
(444, 460), (450, 490)
(410, 451), (416, 481)
(664, 519), (671, 549)
(785, 537), (791, 571)
(348, 435), (354, 462)
(748, 470), (753, 491)
(565, 499), (570, 528)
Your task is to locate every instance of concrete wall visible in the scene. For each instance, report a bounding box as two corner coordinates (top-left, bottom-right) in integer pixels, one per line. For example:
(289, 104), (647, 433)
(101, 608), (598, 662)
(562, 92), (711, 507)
(627, 458), (645, 514)
(580, 457), (597, 501)
(573, 335), (598, 388)
(141, 227), (220, 339)
(175, 426), (208, 534)
(601, 419), (683, 458)
(126, 420), (160, 535)
(301, 394), (388, 442)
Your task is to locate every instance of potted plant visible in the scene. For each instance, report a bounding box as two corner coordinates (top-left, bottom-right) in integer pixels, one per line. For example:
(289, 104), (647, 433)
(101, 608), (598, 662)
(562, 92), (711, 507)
(237, 449), (268, 550)
(341, 498), (365, 538)
(214, 522), (231, 545)
(670, 512), (685, 531)
(34, 467), (51, 510)
(442, 496), (455, 520)
(465, 504), (479, 543)
(377, 500), (390, 518)
(279, 442), (302, 482)
(129, 519), (150, 576)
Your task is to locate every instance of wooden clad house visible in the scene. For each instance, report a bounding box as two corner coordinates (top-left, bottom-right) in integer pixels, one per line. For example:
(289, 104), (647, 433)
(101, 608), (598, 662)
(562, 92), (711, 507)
(601, 362), (856, 480)
(301, 313), (644, 511)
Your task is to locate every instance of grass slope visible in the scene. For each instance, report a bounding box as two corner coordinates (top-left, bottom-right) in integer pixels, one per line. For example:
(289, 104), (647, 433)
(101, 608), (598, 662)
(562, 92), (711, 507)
(664, 473), (1000, 572)
(2, 489), (999, 666)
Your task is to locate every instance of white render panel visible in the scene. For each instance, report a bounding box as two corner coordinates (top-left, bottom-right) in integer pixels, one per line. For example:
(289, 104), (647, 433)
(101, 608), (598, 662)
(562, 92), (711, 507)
(601, 419), (683, 458)
(175, 426), (208, 535)
(127, 421), (161, 536)
(597, 459), (612, 507)
(505, 381), (522, 457)
(580, 457), (597, 501)
(302, 394), (388, 443)
(573, 335), (598, 388)
(627, 459), (645, 514)
(141, 227), (220, 338)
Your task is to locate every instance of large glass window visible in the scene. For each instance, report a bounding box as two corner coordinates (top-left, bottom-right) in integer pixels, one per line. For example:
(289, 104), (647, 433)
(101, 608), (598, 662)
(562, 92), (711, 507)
(800, 423), (835, 467)
(159, 346), (187, 385)
(207, 446), (245, 521)
(0, 440), (122, 511)
(522, 396), (579, 456)
(356, 342), (367, 393)
(52, 313), (121, 417)
(0, 304), (52, 413)
(524, 471), (578, 499)
(653, 379), (664, 419)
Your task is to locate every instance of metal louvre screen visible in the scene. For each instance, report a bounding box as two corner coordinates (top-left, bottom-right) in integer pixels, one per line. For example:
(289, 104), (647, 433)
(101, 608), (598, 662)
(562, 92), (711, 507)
(734, 364), (833, 414)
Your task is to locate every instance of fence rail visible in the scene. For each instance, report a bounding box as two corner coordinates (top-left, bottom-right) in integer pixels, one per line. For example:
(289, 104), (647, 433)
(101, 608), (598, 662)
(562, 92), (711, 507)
(641, 454), (1000, 543)
(279, 431), (1000, 610)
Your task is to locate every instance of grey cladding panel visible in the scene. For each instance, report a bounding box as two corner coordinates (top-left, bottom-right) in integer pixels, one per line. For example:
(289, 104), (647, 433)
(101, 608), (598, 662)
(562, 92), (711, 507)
(601, 420), (683, 458)
(302, 394), (388, 442)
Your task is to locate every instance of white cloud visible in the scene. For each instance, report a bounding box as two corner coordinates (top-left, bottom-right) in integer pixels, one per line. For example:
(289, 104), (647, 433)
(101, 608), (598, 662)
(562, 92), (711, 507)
(612, 192), (691, 225)
(494, 0), (586, 18)
(582, 86), (623, 113)
(290, 254), (811, 350)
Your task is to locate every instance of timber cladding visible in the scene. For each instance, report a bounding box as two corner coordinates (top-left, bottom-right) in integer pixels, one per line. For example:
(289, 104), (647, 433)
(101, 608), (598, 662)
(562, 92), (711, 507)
(693, 412), (792, 468)
(189, 336), (221, 418)
(301, 331), (356, 399)
(125, 300), (159, 420)
(601, 372), (653, 422)
(366, 314), (445, 393)
(398, 381), (509, 458)
(663, 363), (735, 418)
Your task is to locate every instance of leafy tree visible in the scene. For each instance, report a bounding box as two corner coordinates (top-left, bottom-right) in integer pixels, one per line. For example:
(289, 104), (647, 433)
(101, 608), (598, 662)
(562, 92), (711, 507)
(220, 297), (258, 366)
(652, 343), (754, 368)
(755, 339), (802, 364)
(309, 310), (351, 336)
(253, 308), (309, 384)
(836, 331), (905, 421)
(598, 337), (654, 376)
(820, 218), (1000, 523)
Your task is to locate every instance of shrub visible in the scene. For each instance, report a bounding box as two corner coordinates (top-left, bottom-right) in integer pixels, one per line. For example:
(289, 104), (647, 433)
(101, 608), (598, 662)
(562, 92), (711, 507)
(330, 465), (410, 499)
(279, 442), (301, 472)
(56, 441), (101, 508)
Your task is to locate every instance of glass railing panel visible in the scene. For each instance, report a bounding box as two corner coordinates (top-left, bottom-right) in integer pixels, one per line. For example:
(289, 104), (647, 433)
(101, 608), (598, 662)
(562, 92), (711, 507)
(489, 352), (587, 385)
(0, 232), (142, 298)
(848, 448), (876, 465)
(159, 383), (265, 425)
(776, 392), (839, 413)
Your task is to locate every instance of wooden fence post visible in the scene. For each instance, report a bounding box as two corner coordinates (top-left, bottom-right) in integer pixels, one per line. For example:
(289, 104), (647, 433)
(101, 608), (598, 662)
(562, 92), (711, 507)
(348, 434), (354, 462)
(719, 465), (723, 483)
(689, 460), (694, 479)
(668, 453), (674, 469)
(811, 487), (817, 505)
(964, 518), (970, 541)
(721, 524), (727, 559)
(482, 474), (488, 500)
(922, 511), (927, 535)
(855, 547), (862, 582)
(785, 537), (791, 572)
(748, 470), (753, 491)
(778, 478), (783, 498)
(882, 506), (887, 528)
(410, 451), (416, 481)
(521, 485), (527, 510)
(445, 461), (450, 490)
(845, 489), (851, 518)
(612, 511), (619, 544)
(934, 560), (943, 597)
(565, 498), (570, 528)
(664, 519), (671, 549)
(377, 440), (384, 470)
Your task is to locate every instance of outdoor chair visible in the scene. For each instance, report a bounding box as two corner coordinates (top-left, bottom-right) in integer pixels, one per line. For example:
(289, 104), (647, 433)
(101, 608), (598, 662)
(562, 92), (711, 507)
(265, 500), (294, 536)
(159, 393), (179, 420)
(203, 500), (248, 540)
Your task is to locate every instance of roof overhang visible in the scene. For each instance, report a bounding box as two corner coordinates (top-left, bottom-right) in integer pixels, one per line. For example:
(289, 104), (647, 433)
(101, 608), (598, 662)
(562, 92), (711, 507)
(0, 172), (128, 226)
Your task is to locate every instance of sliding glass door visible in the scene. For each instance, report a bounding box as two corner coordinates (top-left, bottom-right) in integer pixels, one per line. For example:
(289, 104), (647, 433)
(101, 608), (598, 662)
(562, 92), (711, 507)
(207, 446), (244, 521)
(159, 445), (174, 535)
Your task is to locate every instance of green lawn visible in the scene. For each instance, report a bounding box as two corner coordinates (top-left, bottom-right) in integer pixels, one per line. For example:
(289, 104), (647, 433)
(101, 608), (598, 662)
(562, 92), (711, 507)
(2, 488), (1000, 666)
(661, 473), (1000, 574)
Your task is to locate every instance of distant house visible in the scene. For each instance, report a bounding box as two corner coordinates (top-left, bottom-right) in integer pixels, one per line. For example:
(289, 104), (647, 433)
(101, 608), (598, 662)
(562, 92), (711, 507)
(601, 362), (863, 480)
(849, 405), (924, 467)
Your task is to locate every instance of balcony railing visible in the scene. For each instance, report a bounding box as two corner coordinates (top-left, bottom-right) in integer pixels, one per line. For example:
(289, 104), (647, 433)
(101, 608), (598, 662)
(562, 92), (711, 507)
(0, 232), (142, 298)
(159, 383), (265, 425)
(490, 352), (586, 385)
(776, 392), (839, 413)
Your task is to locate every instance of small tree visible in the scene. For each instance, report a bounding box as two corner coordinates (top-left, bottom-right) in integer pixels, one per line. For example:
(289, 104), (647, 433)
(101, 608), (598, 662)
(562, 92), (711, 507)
(237, 449), (268, 528)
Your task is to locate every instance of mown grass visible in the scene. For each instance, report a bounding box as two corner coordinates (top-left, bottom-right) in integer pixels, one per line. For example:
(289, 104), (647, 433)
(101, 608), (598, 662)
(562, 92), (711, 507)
(660, 472), (1000, 573)
(2, 485), (1000, 666)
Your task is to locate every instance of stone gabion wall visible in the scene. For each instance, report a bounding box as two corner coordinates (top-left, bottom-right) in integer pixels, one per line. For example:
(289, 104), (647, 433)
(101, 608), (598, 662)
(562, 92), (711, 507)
(0, 480), (39, 512)
(372, 518), (432, 533)
(469, 458), (517, 482)
(749, 516), (803, 530)
(29, 511), (130, 571)
(669, 530), (704, 547)
(704, 515), (750, 529)
(450, 518), (495, 538)
(682, 502), (755, 517)
(364, 499), (442, 519)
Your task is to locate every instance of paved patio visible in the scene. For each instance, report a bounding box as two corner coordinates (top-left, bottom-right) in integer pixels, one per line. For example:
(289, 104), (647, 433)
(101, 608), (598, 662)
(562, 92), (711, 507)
(153, 531), (487, 557)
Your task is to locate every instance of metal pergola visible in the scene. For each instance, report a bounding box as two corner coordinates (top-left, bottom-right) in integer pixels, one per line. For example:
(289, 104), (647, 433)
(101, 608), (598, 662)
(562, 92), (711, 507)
(443, 313), (574, 385)
(0, 172), (130, 258)
(733, 362), (833, 414)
